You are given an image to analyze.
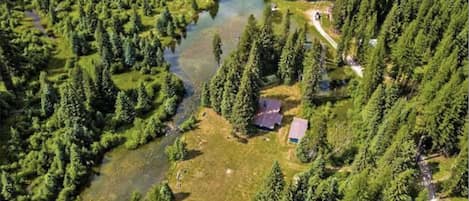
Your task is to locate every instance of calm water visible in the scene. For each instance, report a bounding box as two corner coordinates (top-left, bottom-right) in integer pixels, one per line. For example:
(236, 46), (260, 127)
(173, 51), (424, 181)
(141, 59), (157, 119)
(80, 1), (265, 200)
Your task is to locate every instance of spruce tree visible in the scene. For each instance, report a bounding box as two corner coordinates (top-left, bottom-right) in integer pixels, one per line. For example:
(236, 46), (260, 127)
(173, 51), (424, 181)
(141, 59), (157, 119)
(258, 7), (276, 75)
(39, 72), (57, 117)
(130, 6), (143, 34)
(301, 40), (322, 106)
(231, 41), (260, 134)
(221, 52), (243, 119)
(123, 37), (137, 67)
(360, 38), (385, 101)
(212, 33), (223, 65)
(278, 30), (299, 85)
(114, 91), (136, 125)
(136, 82), (152, 114)
(253, 161), (285, 201)
(143, 0), (152, 16)
(209, 63), (228, 113)
(200, 81), (211, 107)
(238, 15), (258, 63)
(159, 182), (175, 201)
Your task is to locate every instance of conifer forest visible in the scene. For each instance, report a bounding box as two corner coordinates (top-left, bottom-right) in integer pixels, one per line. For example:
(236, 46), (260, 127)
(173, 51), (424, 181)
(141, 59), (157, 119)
(0, 0), (467, 201)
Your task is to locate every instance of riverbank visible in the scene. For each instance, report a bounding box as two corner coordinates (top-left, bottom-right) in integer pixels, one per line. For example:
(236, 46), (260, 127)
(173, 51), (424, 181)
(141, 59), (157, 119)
(167, 84), (309, 201)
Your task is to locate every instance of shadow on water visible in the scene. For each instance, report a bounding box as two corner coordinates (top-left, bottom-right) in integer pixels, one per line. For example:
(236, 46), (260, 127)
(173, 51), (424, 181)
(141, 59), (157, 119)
(80, 0), (265, 200)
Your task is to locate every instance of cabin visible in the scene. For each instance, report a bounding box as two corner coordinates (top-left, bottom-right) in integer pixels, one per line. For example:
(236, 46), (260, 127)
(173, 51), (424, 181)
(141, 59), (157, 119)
(253, 99), (283, 130)
(288, 117), (308, 143)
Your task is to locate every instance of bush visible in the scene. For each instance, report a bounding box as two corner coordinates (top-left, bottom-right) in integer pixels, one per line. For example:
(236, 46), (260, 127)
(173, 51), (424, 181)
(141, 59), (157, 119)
(165, 137), (187, 161)
(178, 115), (197, 132)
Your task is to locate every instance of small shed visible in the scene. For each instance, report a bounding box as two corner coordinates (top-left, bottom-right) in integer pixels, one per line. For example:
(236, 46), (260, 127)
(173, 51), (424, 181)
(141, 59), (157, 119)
(253, 99), (283, 130)
(288, 117), (308, 143)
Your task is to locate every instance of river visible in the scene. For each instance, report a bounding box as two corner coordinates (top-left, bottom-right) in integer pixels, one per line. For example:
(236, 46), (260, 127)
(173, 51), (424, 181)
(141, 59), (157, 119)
(80, 1), (265, 200)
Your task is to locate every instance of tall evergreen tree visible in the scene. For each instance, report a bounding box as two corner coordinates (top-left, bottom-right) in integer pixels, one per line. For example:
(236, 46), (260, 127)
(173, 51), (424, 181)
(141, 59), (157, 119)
(136, 82), (152, 114)
(123, 37), (137, 67)
(200, 81), (211, 107)
(114, 91), (136, 125)
(278, 30), (299, 84)
(253, 161), (285, 201)
(221, 52), (243, 119)
(301, 40), (322, 106)
(231, 41), (260, 134)
(212, 33), (223, 65)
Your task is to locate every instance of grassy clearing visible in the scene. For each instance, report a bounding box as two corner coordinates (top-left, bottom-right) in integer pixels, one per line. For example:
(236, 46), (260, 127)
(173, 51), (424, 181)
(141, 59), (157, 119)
(167, 84), (309, 201)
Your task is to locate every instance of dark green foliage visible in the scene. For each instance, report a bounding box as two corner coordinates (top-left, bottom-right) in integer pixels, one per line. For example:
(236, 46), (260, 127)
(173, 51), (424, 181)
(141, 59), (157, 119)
(114, 91), (136, 125)
(221, 52), (243, 119)
(165, 137), (187, 161)
(129, 6), (143, 34)
(143, 0), (152, 16)
(238, 15), (258, 63)
(191, 0), (198, 11)
(382, 170), (417, 201)
(258, 6), (277, 75)
(130, 191), (142, 201)
(301, 41), (322, 106)
(253, 161), (285, 201)
(278, 30), (299, 84)
(231, 40), (260, 134)
(179, 115), (198, 132)
(145, 182), (175, 201)
(200, 81), (211, 107)
(136, 82), (152, 114)
(124, 37), (137, 67)
(39, 72), (57, 117)
(296, 114), (329, 163)
(212, 33), (223, 64)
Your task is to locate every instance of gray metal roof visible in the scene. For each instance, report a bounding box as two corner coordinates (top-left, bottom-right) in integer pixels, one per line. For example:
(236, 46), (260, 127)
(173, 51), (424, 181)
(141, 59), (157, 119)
(253, 99), (283, 130)
(288, 117), (308, 139)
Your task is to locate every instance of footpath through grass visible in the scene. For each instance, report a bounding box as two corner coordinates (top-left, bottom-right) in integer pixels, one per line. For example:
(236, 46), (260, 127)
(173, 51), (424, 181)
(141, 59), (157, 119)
(167, 84), (309, 201)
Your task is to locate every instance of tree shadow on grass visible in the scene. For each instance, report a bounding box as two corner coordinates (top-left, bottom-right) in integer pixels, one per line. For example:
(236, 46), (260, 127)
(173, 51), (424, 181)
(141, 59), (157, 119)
(175, 192), (191, 201)
(185, 149), (203, 160)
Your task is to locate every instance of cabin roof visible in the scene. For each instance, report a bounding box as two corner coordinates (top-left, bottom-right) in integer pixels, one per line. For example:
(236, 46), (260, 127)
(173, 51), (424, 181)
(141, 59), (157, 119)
(253, 99), (283, 130)
(288, 117), (308, 140)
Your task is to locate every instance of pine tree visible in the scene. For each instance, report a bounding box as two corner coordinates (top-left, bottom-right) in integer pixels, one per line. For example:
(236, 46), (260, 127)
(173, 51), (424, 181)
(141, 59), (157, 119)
(48, 1), (57, 24)
(130, 6), (143, 34)
(209, 63), (228, 113)
(200, 81), (211, 107)
(231, 41), (260, 134)
(258, 7), (276, 75)
(110, 31), (123, 62)
(360, 38), (385, 101)
(123, 37), (137, 67)
(159, 182), (175, 201)
(301, 40), (322, 106)
(238, 15), (258, 63)
(278, 31), (299, 84)
(58, 83), (87, 126)
(165, 137), (187, 161)
(39, 72), (57, 117)
(212, 33), (223, 65)
(280, 9), (291, 46)
(253, 161), (285, 201)
(1, 171), (14, 200)
(136, 82), (152, 114)
(221, 52), (243, 119)
(382, 170), (416, 201)
(114, 91), (136, 125)
(143, 0), (152, 16)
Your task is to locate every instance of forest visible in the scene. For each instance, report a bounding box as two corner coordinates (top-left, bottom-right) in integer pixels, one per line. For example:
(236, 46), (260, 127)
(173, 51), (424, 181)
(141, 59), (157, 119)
(0, 0), (468, 201)
(0, 0), (214, 200)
